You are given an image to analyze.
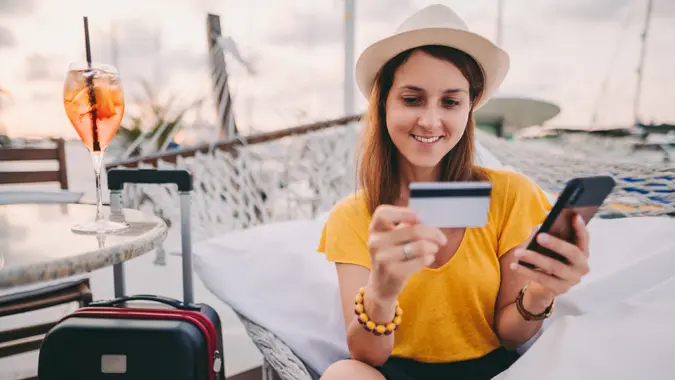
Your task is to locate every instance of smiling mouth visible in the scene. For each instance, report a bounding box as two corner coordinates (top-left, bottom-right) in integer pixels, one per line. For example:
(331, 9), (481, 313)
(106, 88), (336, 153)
(411, 134), (443, 143)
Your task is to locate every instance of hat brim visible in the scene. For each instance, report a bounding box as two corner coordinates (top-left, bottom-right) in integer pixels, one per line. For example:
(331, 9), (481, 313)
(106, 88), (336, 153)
(355, 27), (510, 109)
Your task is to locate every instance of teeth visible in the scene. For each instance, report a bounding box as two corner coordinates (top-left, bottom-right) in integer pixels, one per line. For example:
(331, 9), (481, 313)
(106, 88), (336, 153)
(412, 135), (441, 143)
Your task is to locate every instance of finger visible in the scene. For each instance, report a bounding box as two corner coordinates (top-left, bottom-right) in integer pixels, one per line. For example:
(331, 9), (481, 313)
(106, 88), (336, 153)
(536, 233), (587, 270)
(369, 224), (446, 252)
(392, 252), (437, 277)
(573, 214), (590, 255)
(389, 224), (447, 247)
(370, 205), (419, 232)
(515, 249), (580, 283)
(373, 240), (440, 264)
(510, 261), (572, 295)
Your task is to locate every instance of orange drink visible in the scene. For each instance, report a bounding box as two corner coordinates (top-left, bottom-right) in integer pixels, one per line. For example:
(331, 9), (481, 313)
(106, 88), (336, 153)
(63, 62), (129, 234)
(63, 65), (124, 152)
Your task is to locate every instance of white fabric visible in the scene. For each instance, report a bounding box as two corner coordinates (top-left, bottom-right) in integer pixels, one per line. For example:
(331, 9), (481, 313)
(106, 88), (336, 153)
(493, 299), (675, 380)
(195, 208), (675, 377)
(494, 216), (675, 379)
(194, 213), (349, 374)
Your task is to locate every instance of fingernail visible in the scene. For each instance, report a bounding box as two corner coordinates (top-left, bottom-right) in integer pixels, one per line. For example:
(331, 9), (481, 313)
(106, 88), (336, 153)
(538, 233), (550, 244)
(515, 249), (525, 258)
(440, 234), (448, 245)
(510, 262), (518, 270)
(425, 255), (435, 265)
(576, 215), (584, 224)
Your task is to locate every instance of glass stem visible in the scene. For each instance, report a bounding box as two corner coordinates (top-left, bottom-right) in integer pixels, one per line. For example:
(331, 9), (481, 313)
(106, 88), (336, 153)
(91, 150), (104, 222)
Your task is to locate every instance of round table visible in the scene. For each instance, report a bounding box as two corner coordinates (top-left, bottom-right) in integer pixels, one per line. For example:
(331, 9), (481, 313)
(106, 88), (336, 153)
(0, 203), (168, 288)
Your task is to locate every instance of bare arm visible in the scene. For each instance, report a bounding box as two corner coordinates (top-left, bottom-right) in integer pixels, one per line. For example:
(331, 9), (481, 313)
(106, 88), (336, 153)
(495, 217), (591, 349)
(330, 205), (445, 367)
(335, 263), (397, 367)
(494, 228), (553, 349)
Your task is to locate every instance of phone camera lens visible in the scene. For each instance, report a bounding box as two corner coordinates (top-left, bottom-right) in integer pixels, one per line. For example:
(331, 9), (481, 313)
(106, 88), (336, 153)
(569, 187), (583, 205)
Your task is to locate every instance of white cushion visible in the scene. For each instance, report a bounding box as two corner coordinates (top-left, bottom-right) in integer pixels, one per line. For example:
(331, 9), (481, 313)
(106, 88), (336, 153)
(496, 217), (675, 379)
(494, 298), (675, 380)
(194, 213), (348, 374)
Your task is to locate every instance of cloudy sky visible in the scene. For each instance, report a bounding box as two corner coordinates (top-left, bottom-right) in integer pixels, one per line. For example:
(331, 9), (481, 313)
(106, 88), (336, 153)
(0, 0), (673, 139)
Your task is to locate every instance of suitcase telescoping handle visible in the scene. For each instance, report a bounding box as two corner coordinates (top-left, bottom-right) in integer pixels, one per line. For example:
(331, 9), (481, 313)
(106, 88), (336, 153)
(107, 168), (195, 305)
(89, 294), (201, 310)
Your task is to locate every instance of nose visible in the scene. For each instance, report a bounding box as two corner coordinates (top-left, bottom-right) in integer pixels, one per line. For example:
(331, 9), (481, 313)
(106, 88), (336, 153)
(418, 106), (442, 131)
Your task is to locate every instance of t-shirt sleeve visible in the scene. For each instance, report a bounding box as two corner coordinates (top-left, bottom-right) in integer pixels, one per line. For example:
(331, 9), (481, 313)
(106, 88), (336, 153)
(497, 171), (553, 257)
(317, 196), (372, 269)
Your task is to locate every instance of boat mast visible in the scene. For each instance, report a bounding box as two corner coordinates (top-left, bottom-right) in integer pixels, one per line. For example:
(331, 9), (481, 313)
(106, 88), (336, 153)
(344, 0), (356, 116)
(496, 0), (504, 47)
(634, 0), (654, 126)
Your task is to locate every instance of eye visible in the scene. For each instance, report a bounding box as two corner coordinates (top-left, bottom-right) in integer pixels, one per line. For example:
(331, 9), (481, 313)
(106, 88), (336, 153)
(443, 98), (460, 107)
(402, 96), (421, 105)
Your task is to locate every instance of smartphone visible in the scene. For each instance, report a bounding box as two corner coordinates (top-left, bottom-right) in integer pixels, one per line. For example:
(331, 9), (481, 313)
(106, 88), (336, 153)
(408, 181), (492, 228)
(518, 175), (616, 270)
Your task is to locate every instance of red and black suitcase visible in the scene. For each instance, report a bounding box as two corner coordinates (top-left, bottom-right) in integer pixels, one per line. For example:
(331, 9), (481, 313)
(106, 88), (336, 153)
(37, 169), (225, 380)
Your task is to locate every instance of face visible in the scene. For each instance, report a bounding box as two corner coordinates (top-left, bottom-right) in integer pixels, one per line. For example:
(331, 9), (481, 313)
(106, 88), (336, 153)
(385, 50), (472, 179)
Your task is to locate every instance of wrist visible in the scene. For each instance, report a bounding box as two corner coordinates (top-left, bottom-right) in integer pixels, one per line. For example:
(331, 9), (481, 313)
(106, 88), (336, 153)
(367, 274), (401, 305)
(522, 284), (554, 314)
(355, 287), (402, 336)
(362, 281), (399, 324)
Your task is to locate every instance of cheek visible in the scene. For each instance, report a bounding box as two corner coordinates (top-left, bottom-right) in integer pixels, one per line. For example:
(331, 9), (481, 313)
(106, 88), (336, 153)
(450, 113), (470, 133)
(385, 104), (418, 135)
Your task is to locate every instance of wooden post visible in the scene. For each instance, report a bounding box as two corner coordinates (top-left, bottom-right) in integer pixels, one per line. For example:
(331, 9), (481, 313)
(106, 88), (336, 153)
(55, 138), (69, 189)
(206, 13), (238, 139)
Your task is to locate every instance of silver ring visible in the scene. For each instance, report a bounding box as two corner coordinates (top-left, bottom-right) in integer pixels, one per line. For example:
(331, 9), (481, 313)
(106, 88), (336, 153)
(402, 243), (414, 260)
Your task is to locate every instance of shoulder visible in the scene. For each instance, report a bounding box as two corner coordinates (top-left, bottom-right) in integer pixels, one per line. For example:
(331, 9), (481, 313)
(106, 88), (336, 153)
(318, 190), (371, 246)
(480, 167), (552, 226)
(325, 190), (371, 228)
(317, 190), (373, 267)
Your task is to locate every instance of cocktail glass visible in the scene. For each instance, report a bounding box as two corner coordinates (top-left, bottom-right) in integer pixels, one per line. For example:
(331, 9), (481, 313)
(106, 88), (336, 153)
(63, 61), (129, 234)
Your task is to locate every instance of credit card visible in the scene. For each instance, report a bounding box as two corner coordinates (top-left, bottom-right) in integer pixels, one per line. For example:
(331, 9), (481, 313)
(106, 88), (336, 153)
(408, 181), (492, 228)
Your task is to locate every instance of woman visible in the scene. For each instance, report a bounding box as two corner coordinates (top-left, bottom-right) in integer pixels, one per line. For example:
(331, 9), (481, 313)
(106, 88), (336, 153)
(317, 4), (591, 380)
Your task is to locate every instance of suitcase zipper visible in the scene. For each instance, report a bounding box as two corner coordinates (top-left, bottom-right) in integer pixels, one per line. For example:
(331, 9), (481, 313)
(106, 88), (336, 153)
(213, 350), (222, 375)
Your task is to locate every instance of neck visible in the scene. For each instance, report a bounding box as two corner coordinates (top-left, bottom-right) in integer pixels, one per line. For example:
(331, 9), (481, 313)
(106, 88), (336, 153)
(398, 156), (441, 202)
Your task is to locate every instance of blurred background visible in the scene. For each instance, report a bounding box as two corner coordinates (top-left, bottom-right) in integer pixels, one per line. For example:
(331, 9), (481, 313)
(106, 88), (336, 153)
(0, 0), (673, 141)
(1, 2), (674, 379)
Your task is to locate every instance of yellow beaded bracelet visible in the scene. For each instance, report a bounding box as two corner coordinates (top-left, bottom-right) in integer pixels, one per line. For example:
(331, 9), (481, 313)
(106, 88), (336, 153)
(354, 287), (403, 336)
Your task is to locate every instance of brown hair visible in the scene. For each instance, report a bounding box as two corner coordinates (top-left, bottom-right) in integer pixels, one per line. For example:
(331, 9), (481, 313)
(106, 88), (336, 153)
(357, 45), (490, 214)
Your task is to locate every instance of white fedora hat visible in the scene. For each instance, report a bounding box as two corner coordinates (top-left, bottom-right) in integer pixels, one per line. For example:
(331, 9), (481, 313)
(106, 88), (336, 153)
(355, 4), (509, 109)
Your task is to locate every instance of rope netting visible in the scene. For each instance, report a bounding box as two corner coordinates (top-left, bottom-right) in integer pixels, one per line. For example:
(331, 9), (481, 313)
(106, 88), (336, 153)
(112, 119), (673, 248)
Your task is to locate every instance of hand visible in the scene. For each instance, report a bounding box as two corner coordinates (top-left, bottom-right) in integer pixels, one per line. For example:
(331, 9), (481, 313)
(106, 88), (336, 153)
(511, 214), (590, 298)
(367, 204), (447, 301)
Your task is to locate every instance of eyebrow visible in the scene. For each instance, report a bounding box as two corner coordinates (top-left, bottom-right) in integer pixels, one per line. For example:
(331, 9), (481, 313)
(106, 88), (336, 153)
(400, 85), (468, 94)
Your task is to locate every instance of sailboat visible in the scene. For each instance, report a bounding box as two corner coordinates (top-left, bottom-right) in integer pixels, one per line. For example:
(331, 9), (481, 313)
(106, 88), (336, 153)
(629, 0), (675, 161)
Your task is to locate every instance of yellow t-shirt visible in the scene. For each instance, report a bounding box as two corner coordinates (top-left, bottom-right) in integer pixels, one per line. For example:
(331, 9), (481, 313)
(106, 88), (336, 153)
(316, 167), (552, 363)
